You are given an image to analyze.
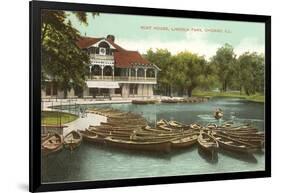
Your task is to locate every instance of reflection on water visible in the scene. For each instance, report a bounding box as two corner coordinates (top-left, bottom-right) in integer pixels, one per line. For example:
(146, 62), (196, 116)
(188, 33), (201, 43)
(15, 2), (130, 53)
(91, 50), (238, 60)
(42, 97), (265, 183)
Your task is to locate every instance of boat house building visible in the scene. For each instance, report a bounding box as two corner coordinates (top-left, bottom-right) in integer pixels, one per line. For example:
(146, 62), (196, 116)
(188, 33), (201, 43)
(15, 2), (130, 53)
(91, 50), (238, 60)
(42, 35), (160, 99)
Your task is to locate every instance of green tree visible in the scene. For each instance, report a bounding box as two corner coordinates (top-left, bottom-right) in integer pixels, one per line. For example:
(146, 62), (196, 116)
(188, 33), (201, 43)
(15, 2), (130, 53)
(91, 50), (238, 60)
(211, 43), (236, 92)
(237, 52), (265, 95)
(41, 10), (98, 98)
(145, 49), (174, 96)
(173, 52), (208, 97)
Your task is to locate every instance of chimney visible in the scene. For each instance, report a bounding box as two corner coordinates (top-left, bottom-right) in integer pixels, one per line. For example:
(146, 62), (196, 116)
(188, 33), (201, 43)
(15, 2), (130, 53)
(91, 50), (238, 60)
(106, 35), (115, 42)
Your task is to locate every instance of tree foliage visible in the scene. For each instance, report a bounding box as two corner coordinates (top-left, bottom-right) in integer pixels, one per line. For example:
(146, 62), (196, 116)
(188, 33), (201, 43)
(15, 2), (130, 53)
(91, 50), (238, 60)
(146, 49), (174, 96)
(145, 50), (211, 97)
(210, 43), (236, 92)
(237, 52), (265, 95)
(41, 10), (98, 98)
(145, 44), (264, 97)
(172, 52), (209, 96)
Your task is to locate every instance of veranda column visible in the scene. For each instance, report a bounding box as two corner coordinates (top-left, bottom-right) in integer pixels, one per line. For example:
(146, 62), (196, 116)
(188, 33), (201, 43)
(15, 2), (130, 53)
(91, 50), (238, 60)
(89, 66), (92, 80)
(112, 66), (114, 80)
(144, 68), (147, 80)
(101, 65), (104, 80)
(135, 68), (138, 80)
(129, 68), (131, 80)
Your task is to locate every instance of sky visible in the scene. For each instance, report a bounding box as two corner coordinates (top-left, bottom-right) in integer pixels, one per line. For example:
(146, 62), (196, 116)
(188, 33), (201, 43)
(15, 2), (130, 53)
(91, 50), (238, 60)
(67, 12), (265, 59)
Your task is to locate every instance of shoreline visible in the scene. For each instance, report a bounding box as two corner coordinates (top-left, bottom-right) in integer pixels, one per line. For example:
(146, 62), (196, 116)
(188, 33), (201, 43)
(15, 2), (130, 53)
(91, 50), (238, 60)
(41, 96), (211, 111)
(193, 92), (264, 103)
(41, 95), (262, 135)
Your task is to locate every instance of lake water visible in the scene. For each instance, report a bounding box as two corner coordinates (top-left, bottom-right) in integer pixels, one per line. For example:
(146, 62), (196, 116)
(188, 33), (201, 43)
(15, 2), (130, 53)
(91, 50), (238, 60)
(42, 97), (265, 183)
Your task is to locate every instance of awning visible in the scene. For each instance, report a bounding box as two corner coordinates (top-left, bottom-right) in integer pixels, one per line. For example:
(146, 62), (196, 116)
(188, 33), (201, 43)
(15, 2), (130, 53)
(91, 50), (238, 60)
(86, 81), (120, 89)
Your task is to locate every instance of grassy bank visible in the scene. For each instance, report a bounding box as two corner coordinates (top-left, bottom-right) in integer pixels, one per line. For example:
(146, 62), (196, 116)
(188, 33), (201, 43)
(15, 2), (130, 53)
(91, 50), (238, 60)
(193, 91), (264, 103)
(41, 111), (78, 125)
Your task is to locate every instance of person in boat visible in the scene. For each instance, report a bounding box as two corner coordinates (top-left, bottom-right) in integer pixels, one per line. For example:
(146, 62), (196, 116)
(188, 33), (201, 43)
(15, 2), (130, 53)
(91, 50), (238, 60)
(214, 108), (223, 120)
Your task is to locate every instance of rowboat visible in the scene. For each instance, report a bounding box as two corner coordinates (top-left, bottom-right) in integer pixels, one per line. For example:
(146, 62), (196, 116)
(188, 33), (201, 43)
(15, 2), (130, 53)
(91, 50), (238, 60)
(190, 123), (202, 131)
(104, 137), (172, 152)
(168, 120), (188, 128)
(79, 129), (105, 144)
(63, 130), (82, 151)
(90, 126), (138, 133)
(206, 123), (217, 130)
(132, 133), (184, 142)
(108, 117), (146, 122)
(100, 122), (147, 128)
(218, 128), (261, 133)
(197, 131), (219, 158)
(213, 131), (264, 148)
(157, 125), (174, 132)
(143, 126), (173, 134)
(90, 128), (134, 137)
(215, 130), (264, 139)
(156, 119), (170, 126)
(171, 134), (198, 149)
(41, 133), (50, 142)
(218, 125), (259, 133)
(212, 132), (256, 153)
(41, 133), (63, 155)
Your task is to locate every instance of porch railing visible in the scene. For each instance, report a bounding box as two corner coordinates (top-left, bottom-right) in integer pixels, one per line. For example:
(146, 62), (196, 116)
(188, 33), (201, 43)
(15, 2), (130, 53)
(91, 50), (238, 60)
(87, 76), (156, 82)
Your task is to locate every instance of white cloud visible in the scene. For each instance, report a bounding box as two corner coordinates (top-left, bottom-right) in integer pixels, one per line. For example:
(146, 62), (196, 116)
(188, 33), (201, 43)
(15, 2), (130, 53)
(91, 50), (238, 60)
(234, 37), (265, 56)
(117, 32), (264, 60)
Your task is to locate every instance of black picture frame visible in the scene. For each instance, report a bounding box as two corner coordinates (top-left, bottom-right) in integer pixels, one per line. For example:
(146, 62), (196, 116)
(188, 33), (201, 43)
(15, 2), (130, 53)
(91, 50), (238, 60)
(29, 1), (271, 192)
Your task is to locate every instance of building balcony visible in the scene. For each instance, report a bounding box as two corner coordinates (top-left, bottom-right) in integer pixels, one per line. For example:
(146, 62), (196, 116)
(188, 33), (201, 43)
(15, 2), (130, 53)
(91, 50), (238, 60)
(90, 54), (114, 60)
(87, 76), (157, 84)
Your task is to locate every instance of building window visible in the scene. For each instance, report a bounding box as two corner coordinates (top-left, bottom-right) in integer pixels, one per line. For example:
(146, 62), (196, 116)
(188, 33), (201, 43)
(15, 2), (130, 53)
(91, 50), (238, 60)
(89, 88), (98, 97)
(89, 47), (95, 54)
(92, 65), (101, 76)
(100, 89), (109, 95)
(74, 87), (83, 98)
(147, 69), (155, 77)
(137, 68), (145, 77)
(98, 41), (110, 55)
(99, 47), (106, 55)
(115, 88), (121, 94)
(46, 83), (51, 96)
(53, 82), (58, 95)
(104, 66), (113, 76)
(129, 84), (138, 95)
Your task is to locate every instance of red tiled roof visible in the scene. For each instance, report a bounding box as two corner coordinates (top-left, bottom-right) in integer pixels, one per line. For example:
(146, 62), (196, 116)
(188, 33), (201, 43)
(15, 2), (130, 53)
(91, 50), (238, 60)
(76, 36), (126, 51)
(76, 37), (103, 49)
(76, 36), (152, 68)
(114, 51), (151, 68)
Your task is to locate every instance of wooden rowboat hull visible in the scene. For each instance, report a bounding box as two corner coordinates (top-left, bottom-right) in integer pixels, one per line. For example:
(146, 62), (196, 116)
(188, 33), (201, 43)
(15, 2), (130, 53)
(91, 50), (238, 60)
(217, 141), (251, 153)
(105, 138), (172, 152)
(171, 139), (197, 148)
(197, 133), (218, 156)
(80, 130), (105, 144)
(64, 131), (82, 151)
(64, 141), (81, 150)
(42, 145), (63, 155)
(213, 133), (254, 153)
(41, 133), (63, 155)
